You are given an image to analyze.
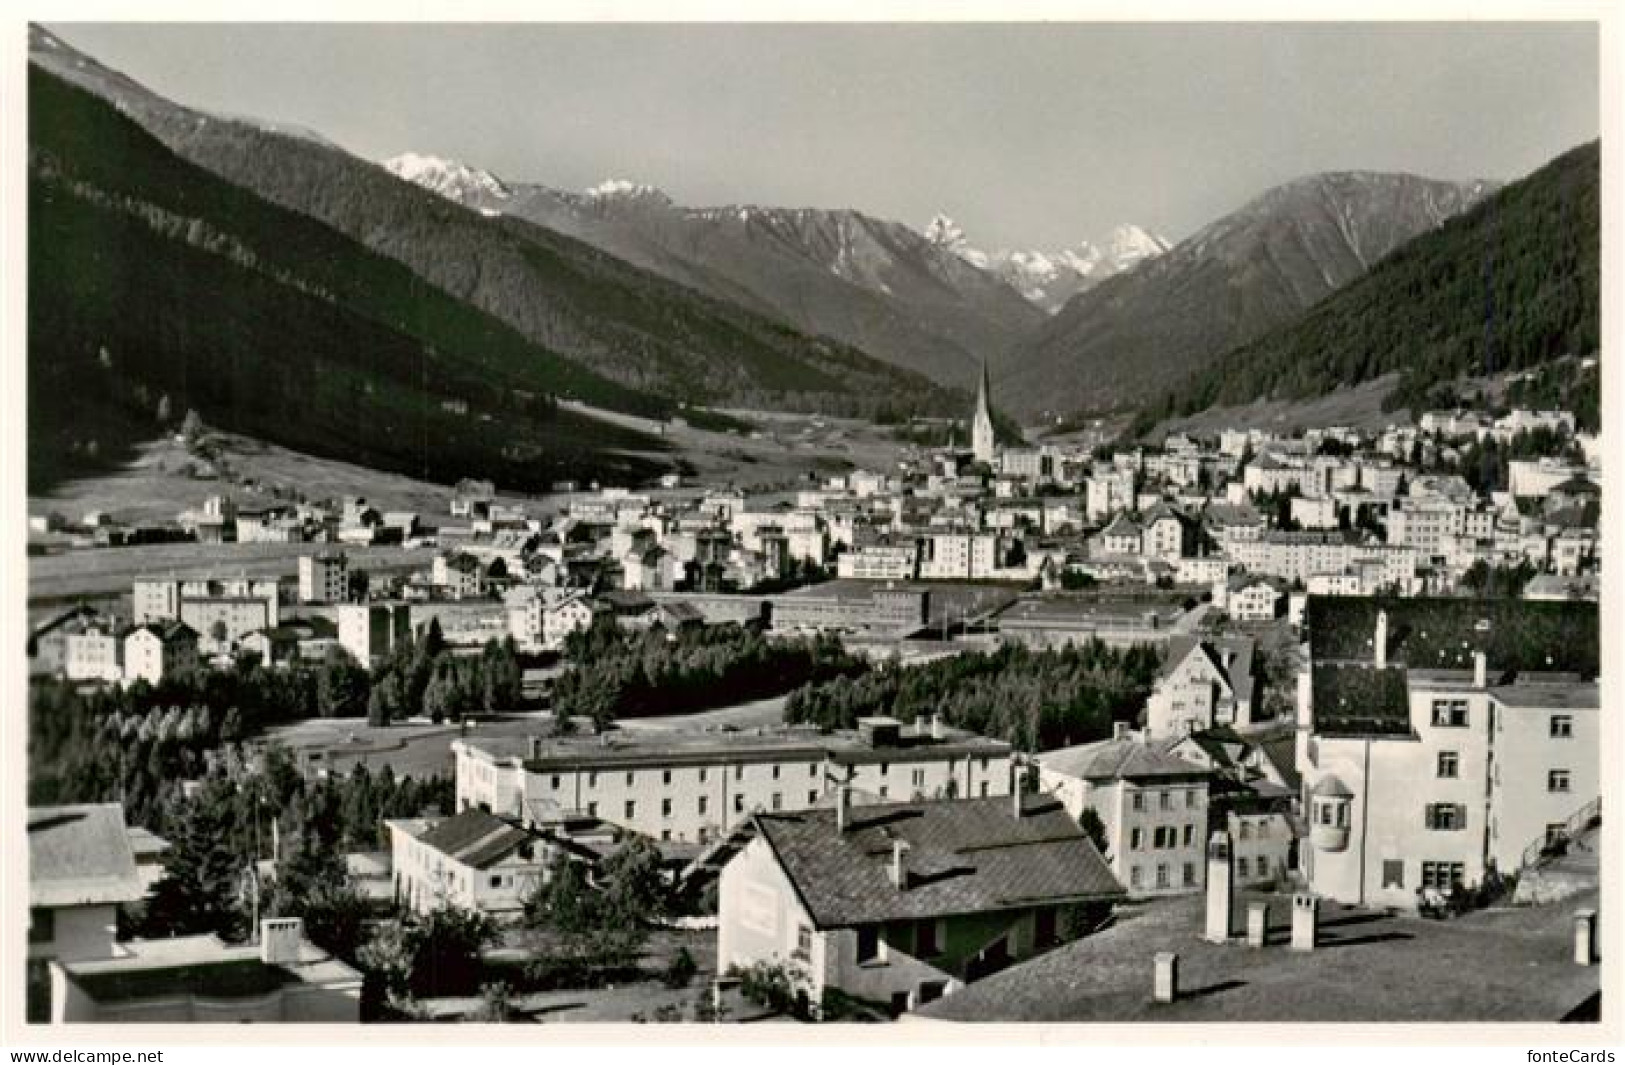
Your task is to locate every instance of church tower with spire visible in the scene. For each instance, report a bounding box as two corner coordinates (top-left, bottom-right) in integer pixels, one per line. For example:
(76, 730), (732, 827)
(971, 359), (996, 465)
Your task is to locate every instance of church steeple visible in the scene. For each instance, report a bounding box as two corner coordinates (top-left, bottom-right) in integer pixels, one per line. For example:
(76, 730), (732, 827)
(972, 358), (996, 464)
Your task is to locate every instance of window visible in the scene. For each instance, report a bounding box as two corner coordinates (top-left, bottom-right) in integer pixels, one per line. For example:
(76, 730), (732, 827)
(916, 919), (941, 957)
(1132, 792), (1145, 812)
(1546, 823), (1568, 846)
(661, 829), (671, 842)
(662, 798), (672, 817)
(772, 792), (782, 811)
(734, 794), (744, 813)
(1130, 866), (1143, 889)
(795, 926), (813, 961)
(1437, 752), (1459, 778)
(1255, 821), (1269, 839)
(587, 801), (598, 818)
(1130, 827), (1144, 850)
(1238, 821), (1252, 841)
(699, 768), (708, 783)
(28, 908), (54, 944)
(1156, 864), (1170, 888)
(1183, 824), (1194, 847)
(980, 782), (989, 798)
(625, 801), (636, 819)
(1382, 860), (1405, 889)
(856, 926), (881, 963)
(1549, 770), (1572, 793)
(1236, 858), (1249, 878)
(912, 769), (926, 788)
(772, 765), (781, 780)
(735, 765), (744, 780)
(626, 772), (635, 787)
(880, 762), (889, 777)
(490, 875), (503, 889)
(550, 774), (561, 789)
(662, 770), (672, 785)
(1421, 861), (1465, 890)
(1183, 862), (1197, 886)
(1551, 715), (1574, 739)
(698, 796), (708, 815)
(809, 791), (819, 805)
(879, 786), (888, 799)
(1186, 790), (1198, 809)
(1159, 791), (1172, 812)
(1431, 699), (1468, 728)
(588, 772), (598, 788)
(810, 763), (820, 778)
(1424, 803), (1465, 831)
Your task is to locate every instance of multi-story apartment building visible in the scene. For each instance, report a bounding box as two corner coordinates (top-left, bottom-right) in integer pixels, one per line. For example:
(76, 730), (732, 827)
(336, 602), (413, 667)
(123, 621), (200, 686)
(1297, 599), (1598, 909)
(1037, 730), (1212, 896)
(918, 532), (1001, 580)
(63, 618), (129, 684)
(298, 551), (349, 604)
(837, 543), (920, 581)
(133, 576), (280, 647)
(453, 716), (1014, 845)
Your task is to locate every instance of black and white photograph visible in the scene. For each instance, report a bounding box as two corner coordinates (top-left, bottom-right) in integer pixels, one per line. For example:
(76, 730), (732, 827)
(4, 3), (1617, 1047)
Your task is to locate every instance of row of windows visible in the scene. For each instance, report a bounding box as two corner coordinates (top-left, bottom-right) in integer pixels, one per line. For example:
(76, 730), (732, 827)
(1380, 860), (1467, 890)
(1432, 701), (1577, 738)
(1129, 788), (1201, 812)
(1128, 862), (1199, 889)
(1130, 825), (1198, 850)
(549, 757), (989, 792)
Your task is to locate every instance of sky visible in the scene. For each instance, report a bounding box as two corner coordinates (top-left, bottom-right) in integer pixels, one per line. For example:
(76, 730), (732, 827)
(47, 21), (1600, 250)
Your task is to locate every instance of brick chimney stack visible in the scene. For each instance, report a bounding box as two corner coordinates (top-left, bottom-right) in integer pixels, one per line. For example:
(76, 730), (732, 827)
(1473, 650), (1488, 689)
(889, 839), (908, 889)
(836, 784), (852, 833)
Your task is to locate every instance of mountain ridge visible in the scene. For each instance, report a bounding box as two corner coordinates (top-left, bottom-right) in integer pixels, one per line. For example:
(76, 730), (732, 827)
(999, 168), (1499, 420)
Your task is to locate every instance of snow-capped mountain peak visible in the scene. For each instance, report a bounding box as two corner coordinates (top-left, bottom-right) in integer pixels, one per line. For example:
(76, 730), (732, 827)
(921, 214), (1171, 312)
(583, 178), (673, 207)
(382, 152), (509, 205)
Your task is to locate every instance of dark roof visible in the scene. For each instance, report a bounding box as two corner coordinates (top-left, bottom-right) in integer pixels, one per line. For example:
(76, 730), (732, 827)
(414, 808), (538, 870)
(1038, 738), (1211, 782)
(29, 804), (145, 907)
(1306, 596), (1598, 677)
(1256, 733), (1301, 792)
(1311, 664), (1413, 738)
(73, 958), (299, 1003)
(754, 796), (1122, 929)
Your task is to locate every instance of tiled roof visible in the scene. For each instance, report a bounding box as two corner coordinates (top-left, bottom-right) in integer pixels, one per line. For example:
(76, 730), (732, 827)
(1311, 664), (1412, 738)
(414, 808), (537, 870)
(1102, 514), (1142, 538)
(754, 796), (1122, 929)
(29, 804), (146, 907)
(1038, 738), (1210, 783)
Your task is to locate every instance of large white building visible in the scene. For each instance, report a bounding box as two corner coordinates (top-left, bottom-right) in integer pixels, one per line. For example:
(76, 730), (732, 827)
(453, 716), (1014, 845)
(1297, 600), (1598, 910)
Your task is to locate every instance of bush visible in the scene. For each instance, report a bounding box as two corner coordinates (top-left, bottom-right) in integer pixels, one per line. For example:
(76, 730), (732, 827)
(663, 947), (698, 989)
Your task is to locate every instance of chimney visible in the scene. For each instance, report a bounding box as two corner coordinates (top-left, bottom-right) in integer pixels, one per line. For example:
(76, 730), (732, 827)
(1204, 831), (1234, 944)
(836, 784), (852, 833)
(1374, 610), (1389, 669)
(527, 736), (543, 760)
(1153, 952), (1178, 1004)
(1011, 763), (1027, 819)
(1246, 901), (1270, 949)
(1473, 650), (1488, 690)
(260, 917), (304, 965)
(888, 840), (908, 889)
(1113, 721), (1131, 741)
(931, 714), (944, 741)
(1291, 893), (1319, 952)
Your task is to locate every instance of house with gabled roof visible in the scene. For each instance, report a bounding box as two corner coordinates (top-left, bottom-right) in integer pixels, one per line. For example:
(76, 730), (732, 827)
(1143, 634), (1258, 739)
(717, 790), (1122, 1017)
(388, 808), (555, 918)
(1036, 728), (1212, 898)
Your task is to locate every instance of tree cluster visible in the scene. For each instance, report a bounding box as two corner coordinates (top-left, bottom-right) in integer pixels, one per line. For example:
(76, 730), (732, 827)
(785, 640), (1162, 753)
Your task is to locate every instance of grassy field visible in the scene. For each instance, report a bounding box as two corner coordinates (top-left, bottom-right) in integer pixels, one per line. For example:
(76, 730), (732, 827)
(1148, 374), (1405, 440)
